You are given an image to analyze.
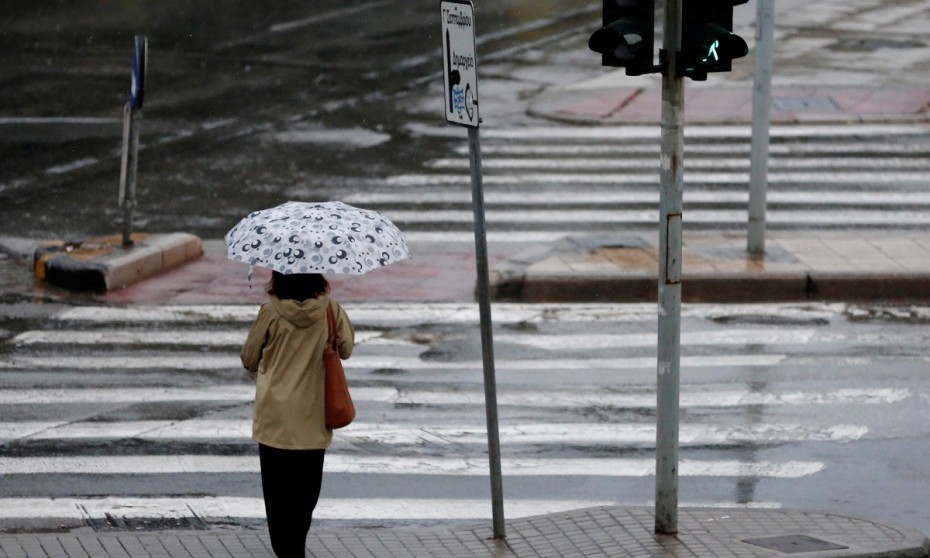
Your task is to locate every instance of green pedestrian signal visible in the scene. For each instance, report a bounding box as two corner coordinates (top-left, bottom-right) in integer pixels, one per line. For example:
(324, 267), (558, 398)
(588, 0), (657, 76)
(682, 0), (748, 80)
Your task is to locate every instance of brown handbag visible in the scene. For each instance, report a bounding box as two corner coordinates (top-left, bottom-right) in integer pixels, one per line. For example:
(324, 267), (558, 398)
(324, 303), (355, 429)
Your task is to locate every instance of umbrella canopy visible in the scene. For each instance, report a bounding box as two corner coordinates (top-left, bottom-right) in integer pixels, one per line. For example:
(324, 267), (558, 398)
(225, 201), (409, 275)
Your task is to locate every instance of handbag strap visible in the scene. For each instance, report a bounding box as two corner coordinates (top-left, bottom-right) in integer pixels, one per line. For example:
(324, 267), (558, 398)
(326, 302), (339, 349)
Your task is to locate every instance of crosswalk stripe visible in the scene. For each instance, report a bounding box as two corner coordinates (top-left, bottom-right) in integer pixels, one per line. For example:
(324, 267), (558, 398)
(47, 303), (854, 325)
(10, 330), (389, 347)
(0, 420), (868, 445)
(0, 386), (907, 408)
(410, 123), (930, 140)
(12, 330), (248, 347)
(404, 230), (574, 243)
(384, 171), (928, 186)
(500, 329), (817, 348)
(458, 142), (930, 156)
(11, 327), (812, 349)
(428, 157), (930, 171)
(0, 455), (824, 477)
(345, 189), (930, 206)
(0, 354), (786, 371)
(496, 330), (930, 349)
(0, 497), (780, 521)
(15, 328), (930, 350)
(380, 208), (930, 226)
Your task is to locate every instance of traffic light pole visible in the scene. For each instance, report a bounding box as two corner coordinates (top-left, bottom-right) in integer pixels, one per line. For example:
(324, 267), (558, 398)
(748, 0), (774, 255)
(587, 0), (747, 538)
(655, 0), (684, 537)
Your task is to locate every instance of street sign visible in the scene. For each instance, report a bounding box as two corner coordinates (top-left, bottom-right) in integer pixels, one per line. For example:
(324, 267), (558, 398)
(130, 36), (147, 109)
(441, 0), (479, 127)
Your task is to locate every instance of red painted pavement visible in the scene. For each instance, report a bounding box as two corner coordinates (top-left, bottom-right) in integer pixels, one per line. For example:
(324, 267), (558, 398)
(102, 247), (506, 305)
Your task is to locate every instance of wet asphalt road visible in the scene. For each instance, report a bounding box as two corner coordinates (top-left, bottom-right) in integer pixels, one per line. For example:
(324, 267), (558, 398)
(0, 0), (597, 240)
(0, 302), (929, 533)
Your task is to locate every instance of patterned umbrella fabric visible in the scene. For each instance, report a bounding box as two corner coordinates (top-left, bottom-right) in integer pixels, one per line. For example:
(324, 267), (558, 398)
(225, 201), (409, 275)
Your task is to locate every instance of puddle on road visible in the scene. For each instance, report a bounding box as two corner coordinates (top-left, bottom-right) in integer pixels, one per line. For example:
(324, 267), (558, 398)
(265, 127), (391, 148)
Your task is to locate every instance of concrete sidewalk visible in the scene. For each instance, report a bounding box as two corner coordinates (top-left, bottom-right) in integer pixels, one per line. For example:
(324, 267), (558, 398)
(2, 507), (928, 558)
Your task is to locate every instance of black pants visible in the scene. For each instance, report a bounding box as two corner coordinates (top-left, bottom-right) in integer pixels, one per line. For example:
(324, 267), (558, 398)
(259, 444), (325, 558)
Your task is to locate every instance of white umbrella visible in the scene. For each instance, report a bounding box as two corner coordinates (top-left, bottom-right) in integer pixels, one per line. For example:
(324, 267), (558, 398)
(225, 201), (409, 275)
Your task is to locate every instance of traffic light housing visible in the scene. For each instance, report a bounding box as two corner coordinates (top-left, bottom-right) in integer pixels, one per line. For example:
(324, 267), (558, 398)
(681, 0), (748, 80)
(588, 0), (656, 76)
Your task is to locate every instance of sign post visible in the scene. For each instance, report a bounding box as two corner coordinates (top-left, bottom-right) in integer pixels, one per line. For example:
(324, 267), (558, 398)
(119, 35), (147, 248)
(441, 0), (505, 540)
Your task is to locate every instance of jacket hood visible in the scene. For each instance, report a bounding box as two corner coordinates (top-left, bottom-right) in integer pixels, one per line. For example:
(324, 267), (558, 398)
(269, 295), (329, 328)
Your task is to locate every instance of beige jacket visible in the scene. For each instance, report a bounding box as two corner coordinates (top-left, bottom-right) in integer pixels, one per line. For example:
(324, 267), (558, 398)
(241, 295), (354, 450)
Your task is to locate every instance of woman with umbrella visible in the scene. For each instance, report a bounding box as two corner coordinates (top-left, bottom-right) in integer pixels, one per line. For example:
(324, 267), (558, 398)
(241, 271), (353, 557)
(230, 202), (409, 557)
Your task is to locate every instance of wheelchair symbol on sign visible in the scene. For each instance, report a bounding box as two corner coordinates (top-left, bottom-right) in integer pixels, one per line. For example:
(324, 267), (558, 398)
(452, 84), (475, 122)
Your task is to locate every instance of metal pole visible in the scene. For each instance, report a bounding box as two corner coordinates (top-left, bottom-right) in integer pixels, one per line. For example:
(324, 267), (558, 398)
(468, 126), (506, 539)
(748, 0), (774, 255)
(118, 102), (141, 247)
(655, 0), (684, 536)
(120, 35), (146, 248)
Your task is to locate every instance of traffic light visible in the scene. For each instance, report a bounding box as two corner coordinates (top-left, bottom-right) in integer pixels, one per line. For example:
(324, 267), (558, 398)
(588, 0), (656, 76)
(681, 0), (748, 80)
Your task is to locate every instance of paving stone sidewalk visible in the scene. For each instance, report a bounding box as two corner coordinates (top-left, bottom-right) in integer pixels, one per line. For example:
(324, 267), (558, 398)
(3, 507), (929, 558)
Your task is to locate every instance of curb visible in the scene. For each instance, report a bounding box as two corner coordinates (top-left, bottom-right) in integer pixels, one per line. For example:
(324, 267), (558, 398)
(490, 232), (930, 303)
(498, 270), (930, 303)
(34, 233), (203, 293)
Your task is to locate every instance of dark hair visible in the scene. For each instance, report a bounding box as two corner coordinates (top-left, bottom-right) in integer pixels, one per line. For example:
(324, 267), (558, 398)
(267, 272), (330, 301)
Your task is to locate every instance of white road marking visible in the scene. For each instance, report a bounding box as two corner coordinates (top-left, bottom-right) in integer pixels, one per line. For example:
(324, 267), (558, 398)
(376, 208), (930, 226)
(457, 141), (930, 157)
(0, 353), (785, 371)
(339, 423), (865, 446)
(10, 326), (852, 349)
(404, 230), (577, 243)
(428, 157), (930, 171)
(0, 386), (906, 408)
(0, 455), (824, 478)
(11, 330), (390, 347)
(496, 329), (819, 349)
(344, 189), (930, 206)
(45, 158), (99, 175)
(0, 420), (867, 445)
(48, 302), (853, 325)
(268, 1), (392, 33)
(19, 327), (925, 352)
(408, 123), (930, 140)
(12, 330), (248, 347)
(0, 117), (121, 125)
(385, 171), (929, 187)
